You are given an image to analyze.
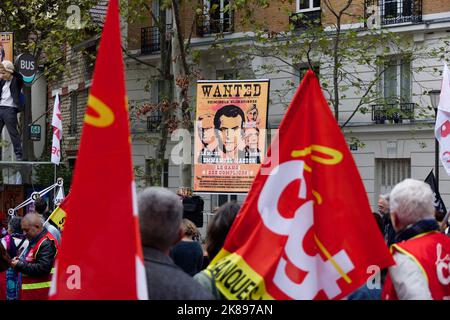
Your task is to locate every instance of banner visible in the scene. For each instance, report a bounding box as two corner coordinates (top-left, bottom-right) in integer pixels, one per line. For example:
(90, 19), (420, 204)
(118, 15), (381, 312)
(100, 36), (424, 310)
(0, 32), (13, 62)
(194, 80), (269, 193)
(435, 63), (450, 175)
(47, 194), (70, 231)
(50, 0), (147, 300)
(51, 93), (62, 165)
(205, 70), (394, 300)
(424, 170), (447, 214)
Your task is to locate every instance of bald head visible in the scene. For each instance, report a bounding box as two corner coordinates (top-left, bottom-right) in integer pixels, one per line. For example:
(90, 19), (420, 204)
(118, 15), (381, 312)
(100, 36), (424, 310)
(22, 213), (44, 240)
(138, 187), (183, 252)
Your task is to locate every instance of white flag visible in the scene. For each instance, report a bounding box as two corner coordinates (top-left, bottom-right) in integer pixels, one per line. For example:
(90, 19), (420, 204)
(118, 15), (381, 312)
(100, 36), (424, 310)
(435, 63), (450, 175)
(54, 186), (65, 206)
(51, 93), (62, 165)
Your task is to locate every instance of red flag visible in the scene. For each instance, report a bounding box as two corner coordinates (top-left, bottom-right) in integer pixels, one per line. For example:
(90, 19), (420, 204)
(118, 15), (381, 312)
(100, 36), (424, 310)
(49, 0), (147, 299)
(206, 70), (395, 300)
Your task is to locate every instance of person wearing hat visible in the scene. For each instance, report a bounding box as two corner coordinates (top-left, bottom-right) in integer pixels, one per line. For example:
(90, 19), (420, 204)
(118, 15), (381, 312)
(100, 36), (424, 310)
(0, 60), (24, 161)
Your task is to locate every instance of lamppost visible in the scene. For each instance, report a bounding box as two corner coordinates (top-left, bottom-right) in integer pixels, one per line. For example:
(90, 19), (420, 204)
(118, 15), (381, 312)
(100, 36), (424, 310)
(429, 89), (441, 191)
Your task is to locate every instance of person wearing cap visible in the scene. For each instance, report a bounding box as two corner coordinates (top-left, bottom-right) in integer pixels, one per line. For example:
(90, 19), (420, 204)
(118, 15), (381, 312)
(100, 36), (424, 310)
(0, 60), (24, 161)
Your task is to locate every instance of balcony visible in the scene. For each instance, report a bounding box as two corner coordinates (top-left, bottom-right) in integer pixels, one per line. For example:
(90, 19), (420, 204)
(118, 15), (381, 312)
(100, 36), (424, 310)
(290, 9), (322, 30)
(365, 0), (422, 26)
(147, 112), (162, 132)
(141, 25), (172, 55)
(371, 103), (415, 124)
(197, 12), (234, 37)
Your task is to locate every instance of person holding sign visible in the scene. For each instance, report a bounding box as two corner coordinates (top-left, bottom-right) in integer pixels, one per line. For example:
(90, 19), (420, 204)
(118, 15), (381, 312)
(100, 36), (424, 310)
(0, 60), (24, 161)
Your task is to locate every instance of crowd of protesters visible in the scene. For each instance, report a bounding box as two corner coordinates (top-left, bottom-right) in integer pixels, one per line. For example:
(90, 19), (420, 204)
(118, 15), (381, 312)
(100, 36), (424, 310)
(1, 178), (449, 300)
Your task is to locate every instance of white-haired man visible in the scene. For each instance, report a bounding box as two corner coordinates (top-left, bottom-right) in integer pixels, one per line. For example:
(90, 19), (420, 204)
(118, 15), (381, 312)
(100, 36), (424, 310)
(382, 179), (450, 300)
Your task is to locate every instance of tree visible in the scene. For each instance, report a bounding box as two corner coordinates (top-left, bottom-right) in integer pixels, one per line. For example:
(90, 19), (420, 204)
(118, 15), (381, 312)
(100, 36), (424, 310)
(0, 0), (101, 163)
(126, 0), (199, 188)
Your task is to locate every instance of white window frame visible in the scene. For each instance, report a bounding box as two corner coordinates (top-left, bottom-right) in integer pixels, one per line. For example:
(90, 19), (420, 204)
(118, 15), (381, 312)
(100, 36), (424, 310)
(296, 0), (321, 13)
(204, 0), (229, 20)
(381, 57), (411, 102)
(382, 0), (411, 17)
(375, 158), (411, 203)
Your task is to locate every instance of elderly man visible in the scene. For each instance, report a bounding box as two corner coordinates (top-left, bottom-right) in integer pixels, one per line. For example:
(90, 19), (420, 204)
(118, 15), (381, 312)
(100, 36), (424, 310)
(0, 60), (24, 161)
(138, 187), (213, 300)
(10, 213), (58, 300)
(382, 179), (450, 300)
(378, 193), (396, 246)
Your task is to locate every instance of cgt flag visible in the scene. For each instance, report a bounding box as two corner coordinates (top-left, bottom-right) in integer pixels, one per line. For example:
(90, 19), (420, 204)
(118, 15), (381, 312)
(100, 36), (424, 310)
(49, 0), (147, 299)
(205, 70), (395, 300)
(424, 170), (447, 215)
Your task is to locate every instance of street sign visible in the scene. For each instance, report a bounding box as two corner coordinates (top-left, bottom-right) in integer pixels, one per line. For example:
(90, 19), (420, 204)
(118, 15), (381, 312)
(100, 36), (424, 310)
(15, 53), (36, 85)
(29, 124), (41, 141)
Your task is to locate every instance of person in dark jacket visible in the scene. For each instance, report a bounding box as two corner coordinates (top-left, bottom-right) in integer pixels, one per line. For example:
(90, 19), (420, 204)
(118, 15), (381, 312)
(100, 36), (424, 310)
(9, 213), (57, 300)
(170, 219), (204, 276)
(194, 202), (241, 299)
(10, 213), (56, 276)
(378, 193), (396, 247)
(138, 187), (213, 300)
(0, 60), (24, 161)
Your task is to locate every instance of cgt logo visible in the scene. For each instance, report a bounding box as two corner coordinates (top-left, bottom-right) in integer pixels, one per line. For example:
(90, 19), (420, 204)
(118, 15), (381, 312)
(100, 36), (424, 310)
(442, 120), (450, 138)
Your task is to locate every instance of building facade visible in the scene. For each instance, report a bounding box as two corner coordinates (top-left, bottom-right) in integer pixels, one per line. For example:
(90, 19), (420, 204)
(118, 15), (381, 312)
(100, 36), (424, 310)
(51, 1), (450, 232)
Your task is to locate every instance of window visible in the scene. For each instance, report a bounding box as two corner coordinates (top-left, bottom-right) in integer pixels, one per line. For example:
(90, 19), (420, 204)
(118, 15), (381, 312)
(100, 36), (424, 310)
(384, 0), (412, 20)
(295, 64), (320, 86)
(375, 0), (422, 25)
(375, 158), (410, 197)
(297, 0), (320, 12)
(382, 58), (411, 103)
(69, 92), (77, 135)
(200, 0), (233, 35)
(217, 194), (237, 206)
(147, 80), (163, 132)
(145, 159), (168, 187)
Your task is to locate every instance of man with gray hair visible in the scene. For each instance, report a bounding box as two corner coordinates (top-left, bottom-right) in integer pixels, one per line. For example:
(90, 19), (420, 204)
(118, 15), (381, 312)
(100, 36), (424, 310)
(138, 187), (213, 300)
(382, 179), (450, 300)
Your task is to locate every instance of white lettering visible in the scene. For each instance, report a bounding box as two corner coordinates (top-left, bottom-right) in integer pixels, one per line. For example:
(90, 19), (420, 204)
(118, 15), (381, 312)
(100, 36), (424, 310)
(258, 160), (354, 299)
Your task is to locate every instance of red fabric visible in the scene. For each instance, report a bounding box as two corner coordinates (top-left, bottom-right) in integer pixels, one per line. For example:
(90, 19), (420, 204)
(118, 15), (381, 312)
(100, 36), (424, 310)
(21, 231), (58, 300)
(382, 232), (450, 300)
(0, 271), (5, 300)
(50, 0), (145, 299)
(219, 70), (395, 300)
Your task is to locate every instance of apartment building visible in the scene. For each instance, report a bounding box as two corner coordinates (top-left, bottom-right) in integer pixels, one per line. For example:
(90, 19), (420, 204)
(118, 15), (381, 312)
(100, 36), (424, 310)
(47, 1), (450, 224)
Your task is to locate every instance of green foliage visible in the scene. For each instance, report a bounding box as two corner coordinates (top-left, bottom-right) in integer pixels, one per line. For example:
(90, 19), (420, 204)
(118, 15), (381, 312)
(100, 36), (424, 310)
(204, 0), (450, 128)
(33, 162), (73, 195)
(0, 0), (101, 81)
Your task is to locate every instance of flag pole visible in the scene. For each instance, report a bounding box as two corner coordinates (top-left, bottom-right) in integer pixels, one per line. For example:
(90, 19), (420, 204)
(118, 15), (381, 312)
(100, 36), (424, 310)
(53, 164), (57, 210)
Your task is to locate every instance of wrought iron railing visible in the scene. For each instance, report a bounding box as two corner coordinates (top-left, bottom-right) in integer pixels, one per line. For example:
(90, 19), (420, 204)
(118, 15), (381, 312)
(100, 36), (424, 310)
(147, 112), (162, 132)
(371, 102), (415, 124)
(365, 0), (422, 26)
(141, 24), (172, 54)
(289, 10), (322, 30)
(197, 12), (234, 36)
